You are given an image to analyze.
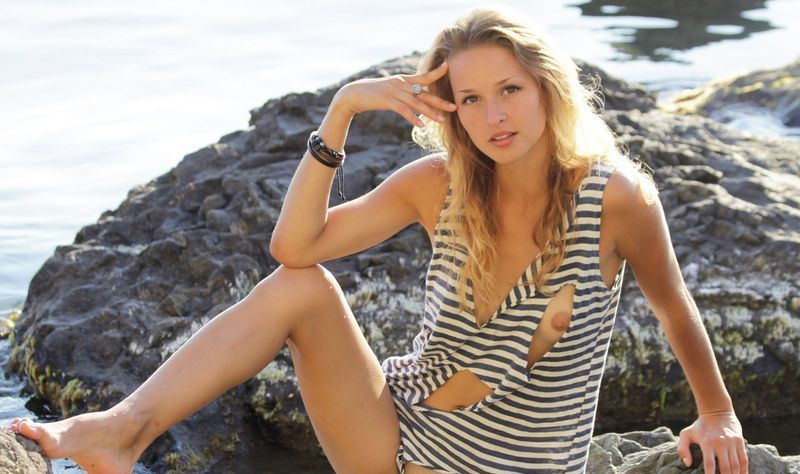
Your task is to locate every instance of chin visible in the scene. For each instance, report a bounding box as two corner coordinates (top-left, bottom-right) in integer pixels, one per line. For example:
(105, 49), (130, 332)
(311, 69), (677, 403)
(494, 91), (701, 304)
(483, 145), (527, 163)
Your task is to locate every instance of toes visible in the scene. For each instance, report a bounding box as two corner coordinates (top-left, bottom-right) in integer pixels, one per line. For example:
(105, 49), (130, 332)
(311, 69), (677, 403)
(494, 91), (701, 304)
(5, 418), (23, 432)
(18, 420), (43, 440)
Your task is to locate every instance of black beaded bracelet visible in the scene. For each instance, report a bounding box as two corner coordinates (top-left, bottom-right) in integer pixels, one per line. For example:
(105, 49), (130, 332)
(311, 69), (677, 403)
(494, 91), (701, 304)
(309, 131), (345, 163)
(307, 130), (347, 201)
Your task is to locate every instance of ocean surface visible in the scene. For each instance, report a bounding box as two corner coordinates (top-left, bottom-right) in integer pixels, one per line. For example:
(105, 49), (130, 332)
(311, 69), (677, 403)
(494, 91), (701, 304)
(1, 0), (798, 471)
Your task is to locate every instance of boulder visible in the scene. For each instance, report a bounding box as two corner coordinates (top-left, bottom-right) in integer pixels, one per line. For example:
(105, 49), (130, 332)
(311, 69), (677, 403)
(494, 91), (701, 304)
(597, 105), (800, 429)
(5, 52), (799, 471)
(667, 57), (800, 127)
(588, 426), (799, 473)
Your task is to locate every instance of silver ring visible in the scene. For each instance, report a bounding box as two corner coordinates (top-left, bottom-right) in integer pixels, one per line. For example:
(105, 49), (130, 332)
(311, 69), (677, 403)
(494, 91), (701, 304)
(410, 83), (424, 96)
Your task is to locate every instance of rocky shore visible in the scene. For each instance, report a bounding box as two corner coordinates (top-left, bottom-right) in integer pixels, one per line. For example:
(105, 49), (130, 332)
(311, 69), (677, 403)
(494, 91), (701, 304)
(2, 53), (798, 472)
(667, 56), (800, 128)
(2, 423), (800, 473)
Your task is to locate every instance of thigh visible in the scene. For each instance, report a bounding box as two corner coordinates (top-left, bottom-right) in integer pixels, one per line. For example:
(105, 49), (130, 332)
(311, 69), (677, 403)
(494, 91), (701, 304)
(281, 264), (400, 474)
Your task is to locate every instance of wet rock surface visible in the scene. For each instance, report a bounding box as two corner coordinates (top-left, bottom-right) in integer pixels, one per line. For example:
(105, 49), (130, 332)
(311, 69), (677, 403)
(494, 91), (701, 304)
(667, 56), (800, 128)
(5, 52), (799, 471)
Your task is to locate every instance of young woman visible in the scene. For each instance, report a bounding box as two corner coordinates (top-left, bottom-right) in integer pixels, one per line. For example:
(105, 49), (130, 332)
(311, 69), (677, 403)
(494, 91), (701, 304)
(6, 5), (748, 474)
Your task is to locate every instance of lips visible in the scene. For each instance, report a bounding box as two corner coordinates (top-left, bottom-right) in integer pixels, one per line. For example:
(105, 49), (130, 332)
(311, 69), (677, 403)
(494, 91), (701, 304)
(490, 131), (516, 141)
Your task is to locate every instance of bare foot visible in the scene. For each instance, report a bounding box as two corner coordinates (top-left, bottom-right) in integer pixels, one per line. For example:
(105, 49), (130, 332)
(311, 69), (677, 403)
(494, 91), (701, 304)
(5, 409), (148, 474)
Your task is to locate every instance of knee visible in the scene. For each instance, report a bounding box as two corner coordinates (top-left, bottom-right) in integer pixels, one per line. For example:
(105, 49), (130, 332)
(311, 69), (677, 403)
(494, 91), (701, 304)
(252, 263), (340, 304)
(271, 263), (337, 289)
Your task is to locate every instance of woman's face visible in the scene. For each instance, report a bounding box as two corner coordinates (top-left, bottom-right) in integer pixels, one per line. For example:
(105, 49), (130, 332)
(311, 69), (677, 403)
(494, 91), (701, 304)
(447, 44), (549, 165)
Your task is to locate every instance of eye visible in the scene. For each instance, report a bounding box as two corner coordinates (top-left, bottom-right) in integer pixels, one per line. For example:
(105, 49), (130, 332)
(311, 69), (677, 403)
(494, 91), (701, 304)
(460, 85), (521, 105)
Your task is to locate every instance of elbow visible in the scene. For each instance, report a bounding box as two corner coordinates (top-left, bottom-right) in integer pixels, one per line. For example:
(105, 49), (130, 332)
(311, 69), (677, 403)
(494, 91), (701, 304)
(269, 238), (313, 268)
(268, 238), (295, 266)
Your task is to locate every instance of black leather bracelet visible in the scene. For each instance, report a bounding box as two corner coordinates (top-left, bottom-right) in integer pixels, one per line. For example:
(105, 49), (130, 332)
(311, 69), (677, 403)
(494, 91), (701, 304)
(309, 130), (345, 163)
(306, 130), (347, 201)
(308, 145), (340, 168)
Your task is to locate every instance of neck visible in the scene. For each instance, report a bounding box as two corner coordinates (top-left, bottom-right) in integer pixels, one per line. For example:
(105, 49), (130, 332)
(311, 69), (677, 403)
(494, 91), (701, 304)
(493, 155), (551, 214)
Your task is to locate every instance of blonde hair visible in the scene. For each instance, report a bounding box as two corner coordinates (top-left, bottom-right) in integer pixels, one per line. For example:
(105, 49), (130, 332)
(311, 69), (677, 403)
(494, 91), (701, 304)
(412, 4), (656, 313)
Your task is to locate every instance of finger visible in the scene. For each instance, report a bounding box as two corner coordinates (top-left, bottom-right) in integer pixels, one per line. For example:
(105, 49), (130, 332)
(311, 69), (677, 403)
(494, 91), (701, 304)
(702, 442), (719, 474)
(393, 100), (425, 127)
(401, 72), (459, 114)
(676, 429), (692, 467)
(715, 442), (733, 474)
(412, 61), (449, 84)
(415, 89), (459, 113)
(396, 76), (456, 115)
(391, 85), (446, 124)
(404, 95), (447, 124)
(738, 439), (749, 474)
(727, 444), (741, 474)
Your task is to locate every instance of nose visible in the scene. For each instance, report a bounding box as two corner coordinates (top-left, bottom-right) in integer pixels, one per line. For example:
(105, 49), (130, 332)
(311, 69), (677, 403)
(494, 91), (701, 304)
(486, 99), (507, 125)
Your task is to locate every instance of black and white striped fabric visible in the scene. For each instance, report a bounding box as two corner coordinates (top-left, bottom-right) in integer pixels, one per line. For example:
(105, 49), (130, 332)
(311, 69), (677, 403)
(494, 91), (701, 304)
(381, 160), (627, 473)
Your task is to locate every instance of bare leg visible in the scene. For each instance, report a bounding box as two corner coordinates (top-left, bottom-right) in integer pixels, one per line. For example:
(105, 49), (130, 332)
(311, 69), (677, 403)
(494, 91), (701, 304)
(285, 267), (400, 473)
(6, 264), (401, 474)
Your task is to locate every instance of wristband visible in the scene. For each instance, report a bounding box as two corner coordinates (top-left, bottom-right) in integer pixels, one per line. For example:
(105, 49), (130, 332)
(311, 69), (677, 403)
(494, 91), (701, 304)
(307, 130), (347, 201)
(309, 131), (345, 163)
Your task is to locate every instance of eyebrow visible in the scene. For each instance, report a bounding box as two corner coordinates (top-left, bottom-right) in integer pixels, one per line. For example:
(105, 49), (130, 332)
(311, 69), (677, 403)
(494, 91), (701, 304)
(456, 76), (521, 94)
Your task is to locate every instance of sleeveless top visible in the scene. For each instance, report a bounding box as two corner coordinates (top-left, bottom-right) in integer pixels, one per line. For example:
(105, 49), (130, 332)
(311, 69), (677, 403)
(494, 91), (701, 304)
(381, 160), (627, 473)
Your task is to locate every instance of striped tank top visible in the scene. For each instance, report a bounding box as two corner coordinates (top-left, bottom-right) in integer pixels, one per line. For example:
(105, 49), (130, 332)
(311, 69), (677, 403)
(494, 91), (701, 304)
(381, 160), (626, 473)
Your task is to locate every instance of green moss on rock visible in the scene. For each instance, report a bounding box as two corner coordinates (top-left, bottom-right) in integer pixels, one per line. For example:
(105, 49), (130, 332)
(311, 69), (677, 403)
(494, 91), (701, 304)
(11, 337), (93, 418)
(162, 445), (212, 474)
(0, 307), (20, 340)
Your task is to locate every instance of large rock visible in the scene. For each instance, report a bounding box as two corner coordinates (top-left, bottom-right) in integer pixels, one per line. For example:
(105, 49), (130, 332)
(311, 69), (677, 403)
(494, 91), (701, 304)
(667, 56), (800, 127)
(0, 429), (53, 473)
(596, 106), (800, 429)
(587, 426), (800, 473)
(1, 424), (797, 473)
(5, 52), (799, 471)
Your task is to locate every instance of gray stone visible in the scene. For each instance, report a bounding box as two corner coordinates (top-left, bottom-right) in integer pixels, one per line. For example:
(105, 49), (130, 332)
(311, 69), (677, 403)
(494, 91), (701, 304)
(0, 429), (53, 474)
(668, 56), (800, 127)
(588, 426), (796, 473)
(5, 51), (799, 471)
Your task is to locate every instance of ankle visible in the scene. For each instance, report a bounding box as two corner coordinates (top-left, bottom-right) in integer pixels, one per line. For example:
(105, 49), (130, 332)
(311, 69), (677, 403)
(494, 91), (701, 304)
(105, 401), (153, 454)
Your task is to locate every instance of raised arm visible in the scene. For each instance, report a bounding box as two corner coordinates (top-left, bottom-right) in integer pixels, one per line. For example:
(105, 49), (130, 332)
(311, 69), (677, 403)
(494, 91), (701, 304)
(604, 169), (749, 474)
(270, 62), (458, 267)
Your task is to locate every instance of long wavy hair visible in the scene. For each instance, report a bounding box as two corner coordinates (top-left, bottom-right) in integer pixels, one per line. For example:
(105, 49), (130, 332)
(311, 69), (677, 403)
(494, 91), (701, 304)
(412, 4), (656, 314)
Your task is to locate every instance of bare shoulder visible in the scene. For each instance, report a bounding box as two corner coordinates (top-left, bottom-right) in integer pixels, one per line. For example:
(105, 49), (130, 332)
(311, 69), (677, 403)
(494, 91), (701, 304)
(394, 152), (450, 242)
(603, 164), (659, 214)
(602, 162), (662, 256)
